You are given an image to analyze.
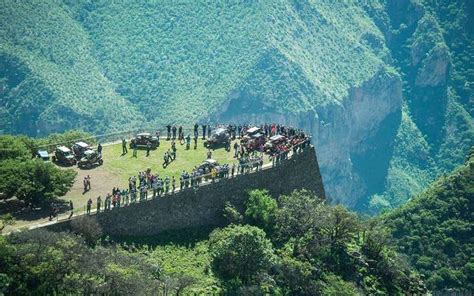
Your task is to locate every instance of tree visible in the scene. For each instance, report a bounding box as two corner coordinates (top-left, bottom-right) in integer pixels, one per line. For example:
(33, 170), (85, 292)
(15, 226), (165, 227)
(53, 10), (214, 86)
(244, 189), (277, 232)
(208, 224), (275, 284)
(0, 159), (76, 205)
(274, 189), (325, 243)
(0, 135), (31, 161)
(222, 202), (243, 225)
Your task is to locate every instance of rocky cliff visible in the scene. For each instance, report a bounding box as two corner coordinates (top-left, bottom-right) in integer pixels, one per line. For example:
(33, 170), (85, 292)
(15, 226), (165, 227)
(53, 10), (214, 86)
(0, 0), (472, 212)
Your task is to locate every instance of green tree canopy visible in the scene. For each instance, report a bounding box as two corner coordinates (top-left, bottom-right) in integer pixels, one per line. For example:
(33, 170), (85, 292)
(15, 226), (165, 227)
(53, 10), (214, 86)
(208, 224), (276, 284)
(0, 159), (76, 205)
(244, 189), (277, 231)
(0, 135), (31, 161)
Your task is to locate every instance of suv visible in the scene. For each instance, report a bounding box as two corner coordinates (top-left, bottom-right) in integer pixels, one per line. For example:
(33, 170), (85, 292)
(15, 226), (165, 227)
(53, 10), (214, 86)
(204, 127), (231, 149)
(72, 141), (91, 158)
(78, 149), (103, 169)
(241, 127), (266, 151)
(130, 133), (159, 149)
(52, 146), (77, 166)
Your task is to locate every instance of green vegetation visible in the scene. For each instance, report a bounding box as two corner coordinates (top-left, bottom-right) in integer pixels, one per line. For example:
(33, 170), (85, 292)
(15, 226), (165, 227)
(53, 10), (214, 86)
(0, 135), (77, 208)
(1, 0), (471, 214)
(381, 148), (474, 291)
(0, 0), (385, 136)
(209, 189), (426, 294)
(0, 189), (429, 295)
(0, 159), (76, 206)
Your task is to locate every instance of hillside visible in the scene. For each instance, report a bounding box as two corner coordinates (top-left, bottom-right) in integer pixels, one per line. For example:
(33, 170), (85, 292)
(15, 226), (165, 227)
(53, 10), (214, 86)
(0, 0), (472, 212)
(381, 148), (473, 291)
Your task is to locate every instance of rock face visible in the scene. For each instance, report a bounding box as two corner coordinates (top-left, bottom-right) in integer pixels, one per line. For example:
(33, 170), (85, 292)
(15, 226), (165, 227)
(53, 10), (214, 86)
(211, 68), (402, 207)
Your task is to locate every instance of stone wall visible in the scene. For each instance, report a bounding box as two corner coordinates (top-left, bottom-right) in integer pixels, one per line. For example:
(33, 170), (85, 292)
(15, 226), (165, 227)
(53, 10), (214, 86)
(44, 146), (325, 236)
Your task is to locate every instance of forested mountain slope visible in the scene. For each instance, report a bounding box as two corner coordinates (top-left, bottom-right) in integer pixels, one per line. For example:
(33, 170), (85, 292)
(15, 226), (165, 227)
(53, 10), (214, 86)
(382, 148), (473, 291)
(0, 0), (472, 212)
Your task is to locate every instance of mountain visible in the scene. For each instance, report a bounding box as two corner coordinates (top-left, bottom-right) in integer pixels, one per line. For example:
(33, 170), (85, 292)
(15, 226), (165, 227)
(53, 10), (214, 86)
(0, 0), (472, 212)
(381, 148), (473, 291)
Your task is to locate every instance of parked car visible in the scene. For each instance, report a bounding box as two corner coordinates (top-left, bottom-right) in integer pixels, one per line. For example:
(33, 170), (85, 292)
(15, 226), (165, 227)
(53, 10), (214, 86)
(52, 146), (77, 166)
(130, 133), (159, 149)
(204, 127), (231, 149)
(72, 141), (91, 158)
(36, 150), (50, 162)
(241, 127), (266, 151)
(78, 149), (103, 169)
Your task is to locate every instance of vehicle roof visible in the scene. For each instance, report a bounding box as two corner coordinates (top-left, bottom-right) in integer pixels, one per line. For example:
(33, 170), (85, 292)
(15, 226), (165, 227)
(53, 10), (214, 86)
(252, 133), (263, 138)
(137, 133), (151, 137)
(247, 127), (261, 134)
(57, 146), (71, 152)
(204, 159), (217, 164)
(75, 141), (90, 148)
(37, 150), (49, 157)
(270, 135), (285, 141)
(213, 127), (227, 134)
(84, 149), (95, 156)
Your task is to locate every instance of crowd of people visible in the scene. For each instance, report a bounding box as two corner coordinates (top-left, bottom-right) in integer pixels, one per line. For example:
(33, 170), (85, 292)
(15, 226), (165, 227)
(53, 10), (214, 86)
(79, 123), (311, 215)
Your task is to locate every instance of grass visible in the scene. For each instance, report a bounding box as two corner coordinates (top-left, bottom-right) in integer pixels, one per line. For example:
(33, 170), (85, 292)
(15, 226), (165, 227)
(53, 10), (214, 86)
(101, 139), (239, 183)
(4, 137), (268, 231)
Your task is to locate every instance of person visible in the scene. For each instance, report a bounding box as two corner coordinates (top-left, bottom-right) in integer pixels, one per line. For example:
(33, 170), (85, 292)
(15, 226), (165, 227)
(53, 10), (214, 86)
(166, 124), (171, 140)
(231, 163), (235, 177)
(124, 189), (130, 206)
(86, 175), (91, 190)
(172, 125), (177, 140)
(211, 167), (217, 183)
(234, 142), (239, 158)
(202, 124), (207, 139)
(172, 176), (176, 193)
(97, 143), (103, 156)
(164, 176), (170, 194)
(163, 152), (169, 168)
(146, 141), (151, 157)
(156, 130), (161, 147)
(157, 178), (163, 197)
(83, 177), (88, 193)
(180, 172), (185, 191)
(207, 149), (212, 159)
(194, 123), (199, 138)
(194, 136), (198, 150)
(178, 126), (183, 141)
(68, 200), (74, 219)
(132, 142), (137, 157)
(185, 135), (191, 150)
(171, 141), (177, 160)
(122, 138), (128, 154)
(86, 198), (92, 215)
(97, 196), (102, 213)
(107, 193), (112, 210)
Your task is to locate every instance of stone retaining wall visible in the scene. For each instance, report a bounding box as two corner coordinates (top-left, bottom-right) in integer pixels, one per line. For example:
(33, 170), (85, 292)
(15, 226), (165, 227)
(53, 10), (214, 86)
(43, 146), (325, 236)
